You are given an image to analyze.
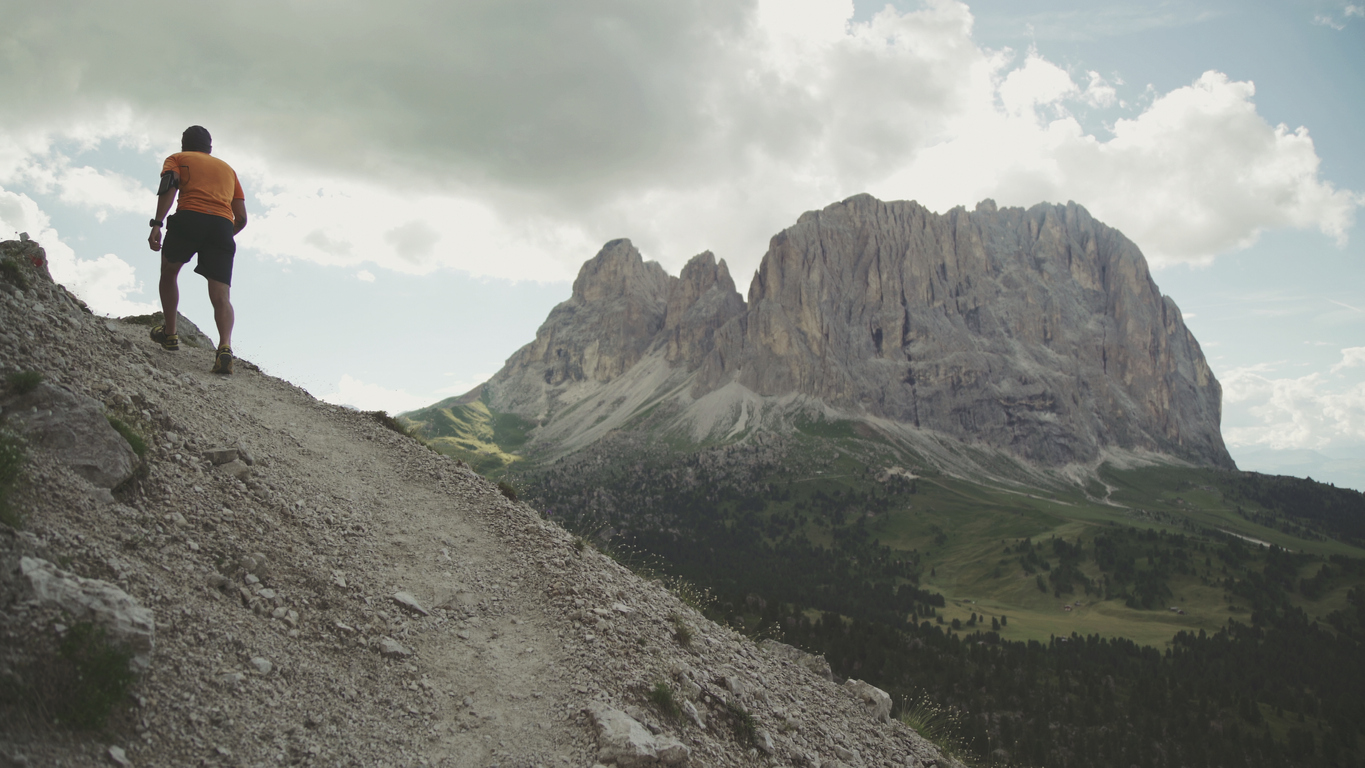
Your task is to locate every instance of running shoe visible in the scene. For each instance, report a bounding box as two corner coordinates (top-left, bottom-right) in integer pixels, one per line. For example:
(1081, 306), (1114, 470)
(150, 324), (179, 351)
(211, 345), (233, 375)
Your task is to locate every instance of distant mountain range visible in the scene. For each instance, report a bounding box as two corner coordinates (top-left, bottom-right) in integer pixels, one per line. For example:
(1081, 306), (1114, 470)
(410, 193), (1231, 480)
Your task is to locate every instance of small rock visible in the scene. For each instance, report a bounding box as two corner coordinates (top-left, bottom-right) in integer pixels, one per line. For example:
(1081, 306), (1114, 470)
(250, 657), (272, 675)
(379, 636), (413, 658)
(756, 729), (775, 755)
(203, 447), (238, 465)
(220, 459), (251, 480)
(682, 700), (706, 730)
(107, 745), (131, 767)
(219, 672), (246, 687)
(392, 591), (430, 616)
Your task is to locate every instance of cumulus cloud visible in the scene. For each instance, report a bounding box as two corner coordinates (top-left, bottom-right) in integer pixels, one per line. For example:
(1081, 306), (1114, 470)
(1332, 347), (1365, 373)
(0, 188), (155, 316)
(1314, 3), (1364, 28)
(0, 0), (1356, 280)
(3, 150), (150, 218)
(1223, 358), (1365, 450)
(878, 70), (1359, 267)
(319, 373), (478, 414)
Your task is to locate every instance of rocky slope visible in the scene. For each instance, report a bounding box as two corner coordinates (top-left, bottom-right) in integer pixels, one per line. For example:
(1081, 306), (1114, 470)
(0, 236), (954, 767)
(474, 195), (1232, 473)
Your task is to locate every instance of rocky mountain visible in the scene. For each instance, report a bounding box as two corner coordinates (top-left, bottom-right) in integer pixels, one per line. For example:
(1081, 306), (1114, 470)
(467, 194), (1232, 475)
(0, 236), (954, 766)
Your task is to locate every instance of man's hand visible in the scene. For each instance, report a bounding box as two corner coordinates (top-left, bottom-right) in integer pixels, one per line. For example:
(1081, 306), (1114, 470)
(231, 198), (248, 235)
(149, 226), (162, 252)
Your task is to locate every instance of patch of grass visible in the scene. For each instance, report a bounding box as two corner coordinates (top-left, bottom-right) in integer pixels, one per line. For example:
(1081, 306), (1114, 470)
(497, 480), (518, 501)
(0, 622), (137, 732)
(648, 680), (681, 722)
(0, 258), (31, 291)
(668, 612), (694, 648)
(898, 694), (971, 764)
(663, 576), (716, 614)
(722, 699), (756, 746)
(106, 415), (146, 458)
(6, 370), (42, 395)
(120, 312), (162, 327)
(366, 410), (427, 442)
(401, 396), (534, 473)
(793, 415), (860, 440)
(54, 622), (137, 729)
(0, 423), (26, 529)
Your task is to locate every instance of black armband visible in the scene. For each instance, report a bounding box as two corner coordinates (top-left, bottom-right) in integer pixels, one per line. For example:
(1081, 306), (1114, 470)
(156, 170), (178, 195)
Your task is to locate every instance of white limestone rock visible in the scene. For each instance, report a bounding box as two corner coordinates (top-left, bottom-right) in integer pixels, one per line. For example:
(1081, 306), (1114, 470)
(20, 556), (155, 669)
(2, 382), (139, 488)
(588, 703), (690, 766)
(843, 678), (892, 723)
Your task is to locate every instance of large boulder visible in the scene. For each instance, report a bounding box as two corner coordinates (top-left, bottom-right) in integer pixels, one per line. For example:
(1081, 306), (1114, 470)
(588, 703), (690, 766)
(759, 638), (835, 681)
(1, 381), (139, 489)
(20, 556), (156, 670)
(844, 678), (892, 723)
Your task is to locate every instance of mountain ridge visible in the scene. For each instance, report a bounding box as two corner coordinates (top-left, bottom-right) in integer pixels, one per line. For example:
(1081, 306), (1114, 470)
(453, 194), (1231, 480)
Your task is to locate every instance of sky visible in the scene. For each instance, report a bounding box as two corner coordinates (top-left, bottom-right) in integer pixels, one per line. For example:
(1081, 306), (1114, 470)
(0, 0), (1362, 489)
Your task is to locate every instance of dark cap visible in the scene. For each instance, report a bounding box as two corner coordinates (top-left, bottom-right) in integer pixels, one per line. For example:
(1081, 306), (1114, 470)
(182, 126), (212, 153)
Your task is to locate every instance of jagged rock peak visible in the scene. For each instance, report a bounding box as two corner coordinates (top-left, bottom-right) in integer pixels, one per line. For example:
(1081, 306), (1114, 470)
(479, 193), (1231, 470)
(571, 238), (672, 305)
(704, 193), (1232, 468)
(662, 251), (747, 370)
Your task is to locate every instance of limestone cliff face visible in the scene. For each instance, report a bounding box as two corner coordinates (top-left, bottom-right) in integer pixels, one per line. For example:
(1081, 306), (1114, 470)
(697, 195), (1230, 466)
(662, 251), (747, 371)
(480, 194), (1232, 469)
(482, 239), (744, 420)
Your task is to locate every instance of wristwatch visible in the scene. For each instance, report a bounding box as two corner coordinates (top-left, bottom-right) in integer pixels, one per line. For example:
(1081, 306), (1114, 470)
(150, 218), (163, 228)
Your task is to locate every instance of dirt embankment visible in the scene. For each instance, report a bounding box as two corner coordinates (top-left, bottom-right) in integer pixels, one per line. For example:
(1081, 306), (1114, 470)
(0, 237), (954, 768)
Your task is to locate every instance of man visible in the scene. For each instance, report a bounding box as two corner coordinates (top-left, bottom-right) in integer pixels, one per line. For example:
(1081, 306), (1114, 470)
(147, 125), (247, 374)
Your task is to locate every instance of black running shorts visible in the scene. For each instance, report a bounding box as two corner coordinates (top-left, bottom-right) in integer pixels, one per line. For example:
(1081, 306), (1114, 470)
(163, 210), (237, 286)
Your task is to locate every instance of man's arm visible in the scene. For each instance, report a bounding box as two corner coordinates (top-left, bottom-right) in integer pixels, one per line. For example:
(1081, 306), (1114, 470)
(148, 172), (179, 252)
(231, 198), (247, 235)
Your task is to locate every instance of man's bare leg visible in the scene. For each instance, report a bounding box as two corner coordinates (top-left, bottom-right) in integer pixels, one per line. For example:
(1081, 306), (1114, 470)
(207, 278), (234, 350)
(159, 257), (184, 335)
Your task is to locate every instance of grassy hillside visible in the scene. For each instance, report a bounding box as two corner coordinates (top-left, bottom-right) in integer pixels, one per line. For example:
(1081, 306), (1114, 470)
(400, 398), (1365, 766)
(399, 392), (535, 474)
(494, 424), (1365, 767)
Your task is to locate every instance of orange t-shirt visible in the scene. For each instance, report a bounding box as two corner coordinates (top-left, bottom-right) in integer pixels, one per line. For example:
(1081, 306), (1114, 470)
(162, 152), (244, 223)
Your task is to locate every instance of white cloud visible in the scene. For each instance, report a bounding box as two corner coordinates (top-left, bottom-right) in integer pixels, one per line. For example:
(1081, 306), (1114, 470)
(1332, 347), (1365, 373)
(1082, 71), (1119, 108)
(878, 70), (1359, 268)
(0, 0), (1355, 281)
(356, 270), (376, 283)
(998, 54), (1077, 116)
(319, 374), (442, 414)
(0, 188), (154, 315)
(1222, 363), (1365, 450)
